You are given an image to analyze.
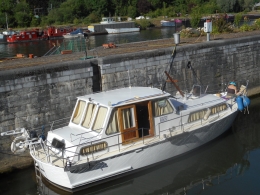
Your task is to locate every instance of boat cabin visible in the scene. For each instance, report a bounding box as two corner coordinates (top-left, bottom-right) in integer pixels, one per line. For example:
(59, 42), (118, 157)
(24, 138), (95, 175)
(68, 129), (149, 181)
(46, 86), (230, 161)
(100, 17), (116, 24)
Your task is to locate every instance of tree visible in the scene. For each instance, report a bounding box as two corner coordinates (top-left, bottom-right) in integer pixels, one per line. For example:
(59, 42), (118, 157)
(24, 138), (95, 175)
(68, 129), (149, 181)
(216, 0), (237, 12)
(137, 0), (152, 15)
(14, 1), (31, 27)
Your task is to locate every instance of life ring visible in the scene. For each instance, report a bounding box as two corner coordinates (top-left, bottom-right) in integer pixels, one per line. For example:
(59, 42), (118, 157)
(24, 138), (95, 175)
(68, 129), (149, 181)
(11, 136), (28, 154)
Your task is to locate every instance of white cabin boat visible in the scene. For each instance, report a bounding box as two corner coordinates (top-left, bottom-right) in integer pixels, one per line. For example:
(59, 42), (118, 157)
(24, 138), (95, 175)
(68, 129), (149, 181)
(1, 81), (250, 191)
(100, 17), (116, 24)
(105, 27), (140, 34)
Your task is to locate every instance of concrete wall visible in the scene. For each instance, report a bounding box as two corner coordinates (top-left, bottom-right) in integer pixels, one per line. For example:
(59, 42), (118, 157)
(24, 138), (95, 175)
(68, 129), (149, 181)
(1, 34), (260, 172)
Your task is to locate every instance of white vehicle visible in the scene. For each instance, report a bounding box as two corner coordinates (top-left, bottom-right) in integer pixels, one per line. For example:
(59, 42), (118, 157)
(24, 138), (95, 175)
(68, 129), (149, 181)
(136, 16), (145, 20)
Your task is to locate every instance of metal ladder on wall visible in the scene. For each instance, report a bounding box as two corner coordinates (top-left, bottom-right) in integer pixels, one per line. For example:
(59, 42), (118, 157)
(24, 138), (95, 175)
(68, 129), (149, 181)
(34, 160), (43, 191)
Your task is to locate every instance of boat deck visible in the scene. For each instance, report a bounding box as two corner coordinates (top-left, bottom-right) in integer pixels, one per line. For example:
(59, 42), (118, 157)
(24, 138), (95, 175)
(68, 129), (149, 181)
(31, 106), (233, 169)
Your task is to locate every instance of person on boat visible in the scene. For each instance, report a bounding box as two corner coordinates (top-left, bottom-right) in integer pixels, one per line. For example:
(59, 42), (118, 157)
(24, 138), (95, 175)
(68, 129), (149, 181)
(227, 81), (238, 97)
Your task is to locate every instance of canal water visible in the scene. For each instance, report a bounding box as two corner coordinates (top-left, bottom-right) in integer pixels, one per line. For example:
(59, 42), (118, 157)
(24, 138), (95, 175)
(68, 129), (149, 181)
(0, 95), (259, 195)
(0, 27), (181, 59)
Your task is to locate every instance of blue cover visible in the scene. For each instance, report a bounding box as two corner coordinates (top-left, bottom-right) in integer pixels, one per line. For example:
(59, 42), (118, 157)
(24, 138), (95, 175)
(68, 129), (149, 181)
(242, 96), (250, 107)
(236, 96), (244, 111)
(70, 28), (83, 35)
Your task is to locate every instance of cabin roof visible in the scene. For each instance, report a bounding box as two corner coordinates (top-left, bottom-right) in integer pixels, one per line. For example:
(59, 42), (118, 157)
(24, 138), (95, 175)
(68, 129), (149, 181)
(77, 87), (170, 107)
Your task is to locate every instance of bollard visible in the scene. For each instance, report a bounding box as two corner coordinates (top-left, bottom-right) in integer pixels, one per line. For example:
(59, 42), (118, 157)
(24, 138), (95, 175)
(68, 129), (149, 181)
(173, 33), (180, 45)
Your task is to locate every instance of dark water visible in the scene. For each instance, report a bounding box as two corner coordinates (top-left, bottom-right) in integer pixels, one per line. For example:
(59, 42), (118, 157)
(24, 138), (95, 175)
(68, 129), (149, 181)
(0, 96), (259, 195)
(0, 27), (180, 59)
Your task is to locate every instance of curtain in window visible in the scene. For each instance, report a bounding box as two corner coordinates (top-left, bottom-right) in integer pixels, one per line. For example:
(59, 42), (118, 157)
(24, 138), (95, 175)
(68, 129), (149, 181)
(82, 103), (96, 128)
(122, 108), (132, 129)
(72, 100), (86, 124)
(106, 110), (119, 135)
(93, 106), (108, 132)
(188, 110), (207, 123)
(153, 99), (173, 117)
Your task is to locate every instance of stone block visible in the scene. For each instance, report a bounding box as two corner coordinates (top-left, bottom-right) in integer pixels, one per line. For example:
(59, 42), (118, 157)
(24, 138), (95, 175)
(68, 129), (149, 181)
(58, 76), (70, 83)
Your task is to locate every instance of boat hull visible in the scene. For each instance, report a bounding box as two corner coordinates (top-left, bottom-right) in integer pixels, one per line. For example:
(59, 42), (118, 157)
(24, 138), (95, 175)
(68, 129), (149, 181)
(63, 34), (84, 39)
(105, 28), (140, 34)
(33, 110), (237, 191)
(161, 20), (176, 27)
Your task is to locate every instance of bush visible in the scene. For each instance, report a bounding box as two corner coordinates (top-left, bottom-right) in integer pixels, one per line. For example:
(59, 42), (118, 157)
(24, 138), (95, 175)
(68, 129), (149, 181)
(212, 14), (233, 33)
(180, 27), (203, 38)
(190, 7), (202, 28)
(240, 24), (253, 32)
(234, 13), (243, 27)
(136, 19), (152, 30)
(254, 18), (260, 29)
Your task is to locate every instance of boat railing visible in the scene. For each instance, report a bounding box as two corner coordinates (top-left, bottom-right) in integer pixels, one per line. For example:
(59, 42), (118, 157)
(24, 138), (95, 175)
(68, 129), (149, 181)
(43, 45), (60, 56)
(50, 117), (70, 131)
(30, 100), (235, 168)
(31, 127), (159, 168)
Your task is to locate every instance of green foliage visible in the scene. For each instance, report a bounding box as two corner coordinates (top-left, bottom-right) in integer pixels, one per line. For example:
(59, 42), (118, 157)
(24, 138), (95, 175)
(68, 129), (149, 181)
(83, 12), (100, 24)
(0, 0), (16, 13)
(0, 0), (258, 29)
(240, 24), (254, 32)
(135, 19), (152, 29)
(211, 15), (233, 33)
(200, 1), (219, 14)
(127, 6), (137, 19)
(216, 0), (237, 13)
(190, 6), (202, 28)
(15, 12), (31, 27)
(234, 13), (243, 27)
(31, 16), (41, 27)
(180, 28), (203, 38)
(254, 18), (260, 29)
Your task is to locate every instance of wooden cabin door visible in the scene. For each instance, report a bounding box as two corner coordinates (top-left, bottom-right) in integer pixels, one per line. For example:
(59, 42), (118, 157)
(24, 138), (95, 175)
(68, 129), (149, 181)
(118, 105), (139, 143)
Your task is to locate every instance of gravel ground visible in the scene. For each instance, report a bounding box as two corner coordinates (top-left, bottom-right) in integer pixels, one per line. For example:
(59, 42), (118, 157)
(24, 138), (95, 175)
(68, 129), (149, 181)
(1, 30), (260, 71)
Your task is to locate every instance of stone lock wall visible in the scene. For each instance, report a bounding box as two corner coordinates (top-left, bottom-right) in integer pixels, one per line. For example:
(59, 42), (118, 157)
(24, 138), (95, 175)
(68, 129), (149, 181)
(0, 59), (96, 172)
(99, 35), (260, 97)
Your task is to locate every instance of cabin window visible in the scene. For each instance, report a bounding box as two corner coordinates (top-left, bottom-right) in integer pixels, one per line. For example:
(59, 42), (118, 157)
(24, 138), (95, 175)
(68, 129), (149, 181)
(82, 103), (97, 128)
(188, 109), (207, 123)
(92, 106), (108, 133)
(72, 100), (86, 124)
(106, 109), (119, 135)
(80, 142), (108, 155)
(152, 99), (173, 117)
(210, 103), (227, 114)
(188, 104), (228, 123)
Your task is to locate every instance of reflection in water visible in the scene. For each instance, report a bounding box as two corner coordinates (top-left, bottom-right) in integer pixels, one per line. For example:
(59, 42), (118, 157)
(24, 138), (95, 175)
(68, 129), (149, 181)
(0, 97), (259, 195)
(0, 27), (182, 58)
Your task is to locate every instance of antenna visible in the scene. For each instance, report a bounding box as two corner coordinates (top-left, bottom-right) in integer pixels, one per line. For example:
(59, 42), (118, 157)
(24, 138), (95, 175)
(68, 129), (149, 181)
(162, 45), (177, 91)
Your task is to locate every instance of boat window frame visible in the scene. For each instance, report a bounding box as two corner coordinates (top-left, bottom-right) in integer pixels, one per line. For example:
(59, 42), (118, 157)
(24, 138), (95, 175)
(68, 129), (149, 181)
(81, 102), (97, 129)
(209, 103), (228, 115)
(71, 100), (86, 125)
(106, 108), (120, 135)
(188, 109), (208, 123)
(80, 142), (108, 156)
(152, 98), (174, 117)
(92, 106), (108, 133)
